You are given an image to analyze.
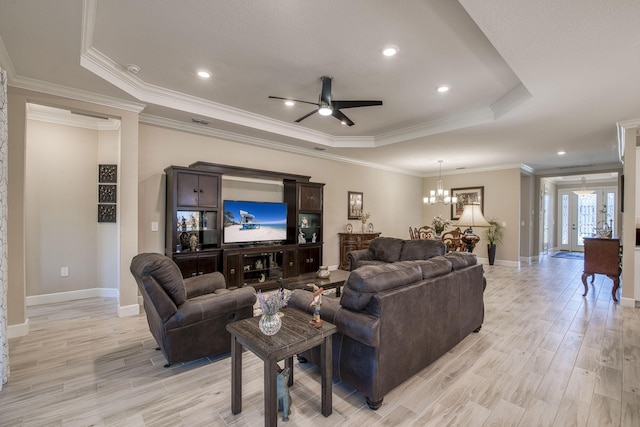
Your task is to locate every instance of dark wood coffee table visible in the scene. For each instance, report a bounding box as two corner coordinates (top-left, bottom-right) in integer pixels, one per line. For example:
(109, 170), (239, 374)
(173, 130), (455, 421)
(278, 269), (349, 296)
(227, 307), (337, 426)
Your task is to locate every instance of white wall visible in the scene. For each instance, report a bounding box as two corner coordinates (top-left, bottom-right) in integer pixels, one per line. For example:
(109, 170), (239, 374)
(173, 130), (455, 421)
(25, 119), (119, 296)
(137, 124), (424, 266)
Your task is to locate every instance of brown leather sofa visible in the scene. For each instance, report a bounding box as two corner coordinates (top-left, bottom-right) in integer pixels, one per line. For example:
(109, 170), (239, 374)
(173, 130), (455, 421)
(130, 253), (256, 366)
(346, 236), (447, 270)
(289, 251), (485, 409)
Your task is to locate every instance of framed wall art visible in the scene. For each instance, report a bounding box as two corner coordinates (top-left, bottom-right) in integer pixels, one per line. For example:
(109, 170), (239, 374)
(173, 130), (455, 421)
(98, 164), (117, 183)
(451, 186), (484, 220)
(347, 191), (363, 219)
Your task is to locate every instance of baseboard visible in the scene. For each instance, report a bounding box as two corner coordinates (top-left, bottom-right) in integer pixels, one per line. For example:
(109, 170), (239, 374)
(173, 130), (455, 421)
(26, 287), (119, 306)
(478, 257), (520, 268)
(7, 318), (29, 339)
(118, 303), (140, 318)
(620, 296), (636, 307)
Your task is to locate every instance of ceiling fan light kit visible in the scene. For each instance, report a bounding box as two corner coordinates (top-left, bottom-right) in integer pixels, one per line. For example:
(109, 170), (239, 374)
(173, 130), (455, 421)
(269, 76), (382, 126)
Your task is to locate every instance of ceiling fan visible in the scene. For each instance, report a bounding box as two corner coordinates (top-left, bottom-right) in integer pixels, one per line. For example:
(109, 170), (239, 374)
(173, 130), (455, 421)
(269, 76), (382, 126)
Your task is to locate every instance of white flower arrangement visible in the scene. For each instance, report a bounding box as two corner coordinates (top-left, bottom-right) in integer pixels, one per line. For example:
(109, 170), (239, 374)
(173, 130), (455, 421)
(432, 215), (450, 234)
(359, 212), (371, 224)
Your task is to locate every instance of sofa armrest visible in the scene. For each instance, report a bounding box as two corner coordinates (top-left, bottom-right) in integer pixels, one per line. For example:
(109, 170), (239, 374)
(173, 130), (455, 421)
(184, 271), (227, 299)
(167, 286), (256, 329)
(346, 249), (374, 271)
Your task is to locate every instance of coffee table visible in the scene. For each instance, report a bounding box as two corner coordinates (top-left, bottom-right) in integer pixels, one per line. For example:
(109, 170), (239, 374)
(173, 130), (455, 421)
(278, 269), (349, 297)
(227, 307), (337, 426)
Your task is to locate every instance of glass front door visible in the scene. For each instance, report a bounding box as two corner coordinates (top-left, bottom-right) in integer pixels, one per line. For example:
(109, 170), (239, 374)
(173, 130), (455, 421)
(558, 187), (617, 252)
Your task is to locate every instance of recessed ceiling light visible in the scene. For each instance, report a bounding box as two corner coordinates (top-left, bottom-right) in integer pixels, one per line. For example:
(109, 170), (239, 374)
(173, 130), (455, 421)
(197, 70), (211, 79)
(557, 151), (566, 155)
(284, 100), (295, 106)
(341, 121), (347, 125)
(436, 85), (450, 93)
(382, 45), (399, 57)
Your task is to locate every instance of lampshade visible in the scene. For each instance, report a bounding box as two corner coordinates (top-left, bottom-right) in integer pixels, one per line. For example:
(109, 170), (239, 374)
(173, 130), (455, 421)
(456, 203), (490, 227)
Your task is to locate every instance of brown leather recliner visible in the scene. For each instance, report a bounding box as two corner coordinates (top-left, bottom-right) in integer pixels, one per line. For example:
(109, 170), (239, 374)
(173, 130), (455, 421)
(130, 253), (256, 366)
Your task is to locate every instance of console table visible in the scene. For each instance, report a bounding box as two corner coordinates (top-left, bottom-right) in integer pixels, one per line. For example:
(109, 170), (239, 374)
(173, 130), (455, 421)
(227, 308), (336, 426)
(338, 232), (381, 270)
(581, 237), (621, 302)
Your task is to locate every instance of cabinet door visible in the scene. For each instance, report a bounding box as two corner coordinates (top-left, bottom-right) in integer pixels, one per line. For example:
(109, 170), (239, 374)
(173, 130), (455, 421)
(299, 245), (321, 274)
(299, 184), (322, 211)
(283, 248), (298, 277)
(197, 174), (219, 208)
(225, 253), (243, 288)
(176, 172), (200, 207)
(198, 253), (219, 275)
(174, 254), (199, 278)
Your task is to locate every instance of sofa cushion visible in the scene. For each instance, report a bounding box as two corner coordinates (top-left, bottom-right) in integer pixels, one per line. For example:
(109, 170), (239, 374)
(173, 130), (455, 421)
(399, 239), (447, 261)
(142, 255), (187, 306)
(414, 256), (453, 279)
(368, 237), (405, 263)
(444, 251), (478, 269)
(340, 261), (422, 312)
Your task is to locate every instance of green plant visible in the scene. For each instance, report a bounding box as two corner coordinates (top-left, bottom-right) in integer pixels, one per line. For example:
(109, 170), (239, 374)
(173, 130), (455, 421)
(485, 219), (504, 246)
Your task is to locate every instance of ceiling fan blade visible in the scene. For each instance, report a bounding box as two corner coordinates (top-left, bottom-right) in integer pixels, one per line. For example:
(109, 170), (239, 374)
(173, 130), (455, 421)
(268, 96), (319, 107)
(332, 109), (355, 126)
(332, 100), (383, 110)
(320, 76), (332, 104)
(294, 109), (319, 123)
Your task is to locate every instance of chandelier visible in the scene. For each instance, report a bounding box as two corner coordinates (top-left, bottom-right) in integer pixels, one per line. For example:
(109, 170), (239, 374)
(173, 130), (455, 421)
(424, 160), (457, 205)
(573, 176), (595, 196)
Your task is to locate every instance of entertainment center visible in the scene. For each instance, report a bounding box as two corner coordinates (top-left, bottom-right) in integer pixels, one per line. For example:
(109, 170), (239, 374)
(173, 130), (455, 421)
(164, 162), (324, 291)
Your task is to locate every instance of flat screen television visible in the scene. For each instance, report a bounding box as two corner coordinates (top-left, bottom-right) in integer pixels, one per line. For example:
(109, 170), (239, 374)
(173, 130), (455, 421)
(223, 200), (287, 244)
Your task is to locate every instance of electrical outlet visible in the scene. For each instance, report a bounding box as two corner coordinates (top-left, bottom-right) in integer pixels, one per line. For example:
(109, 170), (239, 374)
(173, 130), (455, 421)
(151, 221), (159, 232)
(61, 267), (69, 277)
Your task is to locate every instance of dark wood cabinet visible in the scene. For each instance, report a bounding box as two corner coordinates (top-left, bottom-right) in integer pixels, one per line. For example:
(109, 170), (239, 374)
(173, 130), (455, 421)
(166, 162), (324, 286)
(224, 246), (295, 290)
(173, 251), (221, 278)
(338, 232), (381, 270)
(176, 172), (219, 208)
(298, 244), (322, 275)
(581, 237), (621, 302)
(165, 166), (222, 277)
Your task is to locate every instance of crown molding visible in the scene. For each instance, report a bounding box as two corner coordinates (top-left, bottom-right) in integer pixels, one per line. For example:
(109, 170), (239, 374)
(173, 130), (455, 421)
(375, 108), (496, 147)
(139, 114), (420, 177)
(617, 118), (640, 163)
(27, 103), (121, 131)
(10, 75), (145, 113)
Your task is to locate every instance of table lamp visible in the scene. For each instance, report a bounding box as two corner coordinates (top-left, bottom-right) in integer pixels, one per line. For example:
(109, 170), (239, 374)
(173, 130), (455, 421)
(455, 203), (490, 252)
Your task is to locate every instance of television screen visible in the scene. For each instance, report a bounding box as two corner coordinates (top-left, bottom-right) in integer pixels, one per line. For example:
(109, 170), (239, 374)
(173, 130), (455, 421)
(223, 200), (287, 244)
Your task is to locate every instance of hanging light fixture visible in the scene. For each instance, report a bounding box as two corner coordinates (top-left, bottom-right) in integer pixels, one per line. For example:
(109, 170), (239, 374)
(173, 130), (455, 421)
(573, 176), (595, 196)
(424, 160), (457, 205)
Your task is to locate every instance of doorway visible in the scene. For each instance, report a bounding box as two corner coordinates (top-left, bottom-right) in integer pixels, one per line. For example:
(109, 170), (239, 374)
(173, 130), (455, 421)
(557, 186), (617, 252)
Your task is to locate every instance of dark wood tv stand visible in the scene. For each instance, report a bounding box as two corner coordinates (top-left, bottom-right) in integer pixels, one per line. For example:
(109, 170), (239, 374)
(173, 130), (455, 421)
(165, 162), (324, 290)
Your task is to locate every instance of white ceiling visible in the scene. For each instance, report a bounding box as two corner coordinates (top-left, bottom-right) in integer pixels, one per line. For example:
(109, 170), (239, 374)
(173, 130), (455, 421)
(1, 0), (638, 177)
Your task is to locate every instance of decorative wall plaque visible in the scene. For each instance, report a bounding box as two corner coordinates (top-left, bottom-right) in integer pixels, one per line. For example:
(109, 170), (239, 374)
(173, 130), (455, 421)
(98, 184), (116, 204)
(98, 164), (117, 183)
(98, 204), (116, 223)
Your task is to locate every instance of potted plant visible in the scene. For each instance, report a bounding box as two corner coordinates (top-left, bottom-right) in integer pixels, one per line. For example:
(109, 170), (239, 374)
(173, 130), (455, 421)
(484, 219), (503, 265)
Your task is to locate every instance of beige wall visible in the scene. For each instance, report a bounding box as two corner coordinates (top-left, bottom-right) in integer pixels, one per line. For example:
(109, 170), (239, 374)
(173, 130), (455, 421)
(137, 124), (424, 266)
(8, 87), (140, 330)
(422, 168), (521, 265)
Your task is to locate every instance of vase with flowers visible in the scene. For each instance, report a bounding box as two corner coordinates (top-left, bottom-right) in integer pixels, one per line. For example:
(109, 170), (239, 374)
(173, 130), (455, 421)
(256, 289), (291, 335)
(432, 215), (450, 238)
(359, 212), (371, 233)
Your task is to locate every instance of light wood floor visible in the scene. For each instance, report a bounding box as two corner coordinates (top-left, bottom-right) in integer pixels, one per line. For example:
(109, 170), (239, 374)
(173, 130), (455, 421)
(2, 255), (640, 426)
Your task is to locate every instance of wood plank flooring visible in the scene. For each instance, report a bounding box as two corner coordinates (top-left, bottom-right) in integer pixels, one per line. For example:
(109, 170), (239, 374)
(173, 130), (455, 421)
(1, 255), (640, 426)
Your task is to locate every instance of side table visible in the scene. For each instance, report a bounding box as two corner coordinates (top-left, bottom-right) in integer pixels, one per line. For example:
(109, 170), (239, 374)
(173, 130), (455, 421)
(227, 308), (337, 426)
